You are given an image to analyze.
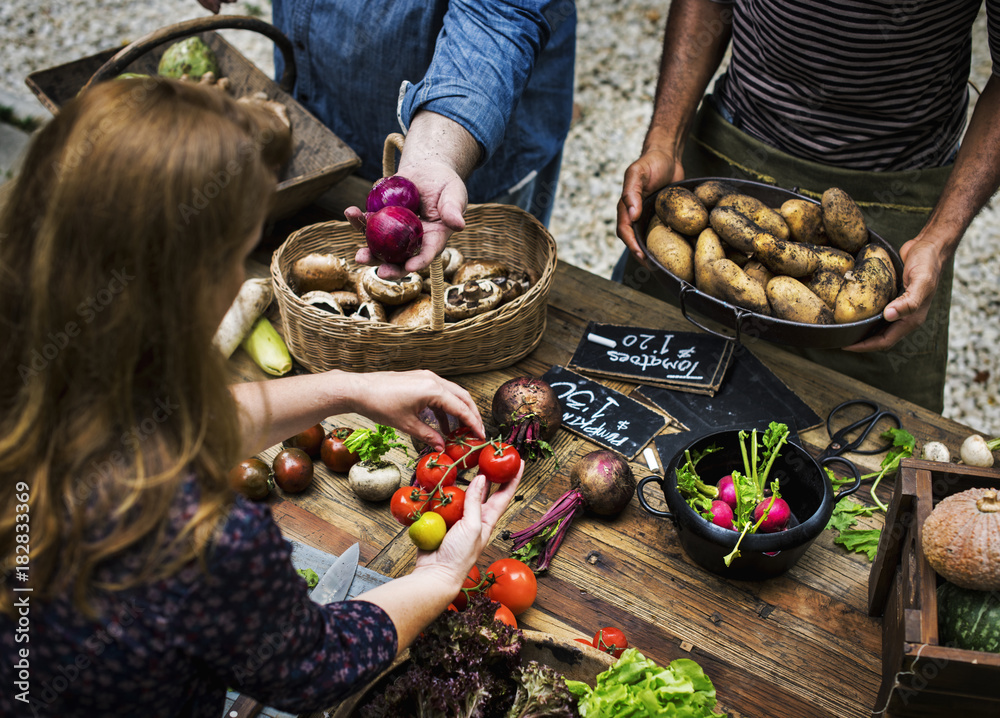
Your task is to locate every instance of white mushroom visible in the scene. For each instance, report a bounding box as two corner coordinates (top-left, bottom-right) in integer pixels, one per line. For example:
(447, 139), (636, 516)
(300, 290), (345, 315)
(389, 295), (435, 328)
(444, 279), (502, 321)
(361, 267), (423, 306)
(290, 253), (349, 294)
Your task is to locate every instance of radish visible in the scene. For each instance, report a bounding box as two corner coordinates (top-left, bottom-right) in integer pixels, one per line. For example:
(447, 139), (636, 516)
(717, 474), (737, 509)
(504, 450), (635, 571)
(753, 496), (791, 533)
(709, 500), (735, 530)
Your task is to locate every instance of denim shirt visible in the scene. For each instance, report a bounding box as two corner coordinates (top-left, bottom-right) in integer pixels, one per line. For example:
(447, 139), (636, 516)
(271, 0), (576, 202)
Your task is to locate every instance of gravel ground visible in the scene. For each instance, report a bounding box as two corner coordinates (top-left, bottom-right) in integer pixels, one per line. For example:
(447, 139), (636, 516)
(2, 0), (998, 434)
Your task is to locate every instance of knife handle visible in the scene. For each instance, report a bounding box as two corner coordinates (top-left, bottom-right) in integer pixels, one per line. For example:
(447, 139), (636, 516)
(227, 694), (263, 718)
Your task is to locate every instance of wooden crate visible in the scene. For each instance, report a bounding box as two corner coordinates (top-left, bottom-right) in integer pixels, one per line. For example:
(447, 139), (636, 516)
(867, 457), (1000, 717)
(23, 16), (360, 220)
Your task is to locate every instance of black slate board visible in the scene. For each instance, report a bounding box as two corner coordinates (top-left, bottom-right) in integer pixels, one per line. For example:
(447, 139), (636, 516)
(636, 346), (821, 468)
(567, 322), (733, 395)
(542, 365), (667, 459)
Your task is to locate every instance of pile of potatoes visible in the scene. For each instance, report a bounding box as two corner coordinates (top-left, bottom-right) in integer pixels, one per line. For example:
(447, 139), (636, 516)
(287, 248), (533, 328)
(645, 181), (897, 325)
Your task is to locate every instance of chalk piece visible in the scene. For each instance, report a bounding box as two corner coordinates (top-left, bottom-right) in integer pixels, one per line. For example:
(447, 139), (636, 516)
(587, 332), (616, 348)
(643, 446), (658, 471)
(680, 641), (693, 652)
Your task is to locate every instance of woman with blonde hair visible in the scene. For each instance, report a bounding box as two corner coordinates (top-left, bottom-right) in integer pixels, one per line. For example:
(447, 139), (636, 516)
(0, 77), (519, 716)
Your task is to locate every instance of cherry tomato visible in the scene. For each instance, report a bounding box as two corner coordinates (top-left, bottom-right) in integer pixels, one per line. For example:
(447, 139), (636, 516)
(428, 485), (465, 529)
(415, 451), (458, 490)
(494, 603), (517, 628)
(452, 566), (482, 611)
(408, 511), (447, 551)
(478, 442), (520, 484)
(485, 557), (536, 615)
(444, 427), (486, 470)
(390, 485), (430, 526)
(592, 626), (629, 658)
(574, 638), (594, 648)
(228, 457), (272, 501)
(320, 427), (360, 473)
(272, 447), (314, 493)
(283, 423), (325, 458)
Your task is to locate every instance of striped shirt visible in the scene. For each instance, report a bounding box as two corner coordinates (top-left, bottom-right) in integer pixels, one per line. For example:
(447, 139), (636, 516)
(712, 0), (999, 170)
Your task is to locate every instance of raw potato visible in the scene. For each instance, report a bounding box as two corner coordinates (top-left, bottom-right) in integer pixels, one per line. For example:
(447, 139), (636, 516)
(655, 186), (709, 236)
(753, 233), (820, 277)
(834, 255), (896, 323)
(694, 228), (727, 294)
(707, 258), (770, 315)
(807, 269), (846, 310)
(290, 253), (350, 294)
(709, 206), (760, 254)
(693, 180), (739, 208)
(645, 222), (694, 282)
(822, 187), (868, 253)
(767, 276), (834, 324)
(779, 199), (829, 245)
(743, 260), (773, 292)
(725, 247), (752, 268)
(716, 193), (790, 240)
(813, 245), (855, 275)
(858, 243), (898, 289)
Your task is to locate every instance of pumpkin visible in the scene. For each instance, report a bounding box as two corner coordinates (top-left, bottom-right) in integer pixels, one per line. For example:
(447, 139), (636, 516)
(921, 488), (1000, 591)
(937, 581), (1000, 653)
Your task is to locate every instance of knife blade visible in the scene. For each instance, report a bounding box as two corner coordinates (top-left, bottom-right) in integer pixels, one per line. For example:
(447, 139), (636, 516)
(227, 544), (361, 718)
(310, 542), (360, 604)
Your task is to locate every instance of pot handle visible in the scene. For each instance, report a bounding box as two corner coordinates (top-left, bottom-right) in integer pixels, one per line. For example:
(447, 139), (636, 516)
(677, 284), (743, 344)
(636, 475), (673, 518)
(821, 455), (862, 501)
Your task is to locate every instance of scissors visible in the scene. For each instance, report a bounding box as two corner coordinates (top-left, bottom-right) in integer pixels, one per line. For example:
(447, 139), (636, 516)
(817, 399), (903, 461)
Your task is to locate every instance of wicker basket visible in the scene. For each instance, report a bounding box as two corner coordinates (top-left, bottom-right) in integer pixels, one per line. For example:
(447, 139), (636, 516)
(271, 136), (557, 375)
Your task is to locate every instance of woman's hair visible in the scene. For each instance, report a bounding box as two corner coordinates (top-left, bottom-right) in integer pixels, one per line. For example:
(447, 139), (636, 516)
(0, 77), (291, 615)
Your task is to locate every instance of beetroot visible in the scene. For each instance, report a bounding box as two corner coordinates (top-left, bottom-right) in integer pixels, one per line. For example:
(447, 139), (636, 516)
(709, 500), (735, 530)
(504, 450), (635, 571)
(491, 377), (562, 462)
(717, 474), (737, 509)
(754, 496), (791, 533)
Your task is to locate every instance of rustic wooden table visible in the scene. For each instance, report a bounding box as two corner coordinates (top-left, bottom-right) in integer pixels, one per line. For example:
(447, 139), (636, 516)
(229, 199), (977, 718)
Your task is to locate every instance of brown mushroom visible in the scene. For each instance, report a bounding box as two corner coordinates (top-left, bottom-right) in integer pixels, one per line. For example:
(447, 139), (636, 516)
(490, 275), (525, 305)
(353, 269), (374, 302)
(300, 290), (345, 315)
(354, 301), (388, 323)
(290, 253), (350, 294)
(444, 279), (502, 321)
(418, 247), (466, 281)
(452, 259), (509, 284)
(361, 267), (423, 306)
(390, 295), (435, 328)
(327, 291), (360, 314)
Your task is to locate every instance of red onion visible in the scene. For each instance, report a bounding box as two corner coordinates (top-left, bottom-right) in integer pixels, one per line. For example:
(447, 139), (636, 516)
(366, 175), (421, 214)
(503, 450), (635, 571)
(365, 205), (423, 265)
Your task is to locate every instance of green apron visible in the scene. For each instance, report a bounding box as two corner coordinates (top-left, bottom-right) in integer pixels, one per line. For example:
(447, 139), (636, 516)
(619, 101), (955, 413)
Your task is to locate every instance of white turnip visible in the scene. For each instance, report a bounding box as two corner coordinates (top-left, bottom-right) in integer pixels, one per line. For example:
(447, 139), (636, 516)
(505, 450), (635, 571)
(491, 376), (563, 462)
(920, 441), (950, 463)
(959, 434), (1000, 468)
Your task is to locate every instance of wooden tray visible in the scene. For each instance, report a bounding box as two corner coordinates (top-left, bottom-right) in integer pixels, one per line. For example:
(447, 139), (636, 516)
(867, 458), (1000, 717)
(24, 15), (360, 220)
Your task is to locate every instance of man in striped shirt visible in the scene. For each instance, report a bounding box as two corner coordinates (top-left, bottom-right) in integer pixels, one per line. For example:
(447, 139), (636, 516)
(617, 0), (999, 413)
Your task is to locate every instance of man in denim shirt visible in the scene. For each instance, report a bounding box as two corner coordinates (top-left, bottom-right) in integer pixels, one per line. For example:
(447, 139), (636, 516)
(200, 0), (575, 278)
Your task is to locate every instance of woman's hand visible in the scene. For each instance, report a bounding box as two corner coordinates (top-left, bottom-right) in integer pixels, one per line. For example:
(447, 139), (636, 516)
(350, 370), (484, 449)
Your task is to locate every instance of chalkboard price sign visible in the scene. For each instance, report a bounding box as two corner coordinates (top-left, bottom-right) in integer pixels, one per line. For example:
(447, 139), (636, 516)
(542, 365), (667, 459)
(568, 322), (733, 395)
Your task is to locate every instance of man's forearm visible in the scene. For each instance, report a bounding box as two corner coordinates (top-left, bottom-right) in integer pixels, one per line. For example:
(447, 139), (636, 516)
(646, 0), (734, 153)
(399, 110), (482, 181)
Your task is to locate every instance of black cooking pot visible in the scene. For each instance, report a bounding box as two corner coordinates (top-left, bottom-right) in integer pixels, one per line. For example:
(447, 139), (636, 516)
(637, 430), (861, 580)
(634, 178), (904, 348)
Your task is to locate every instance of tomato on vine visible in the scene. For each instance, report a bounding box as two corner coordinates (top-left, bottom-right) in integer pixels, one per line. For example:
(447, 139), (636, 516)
(485, 557), (536, 615)
(444, 427), (487, 470)
(415, 451), (458, 490)
(452, 565), (483, 611)
(592, 626), (629, 658)
(390, 485), (430, 526)
(494, 603), (517, 628)
(478, 441), (520, 484)
(428, 485), (465, 529)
